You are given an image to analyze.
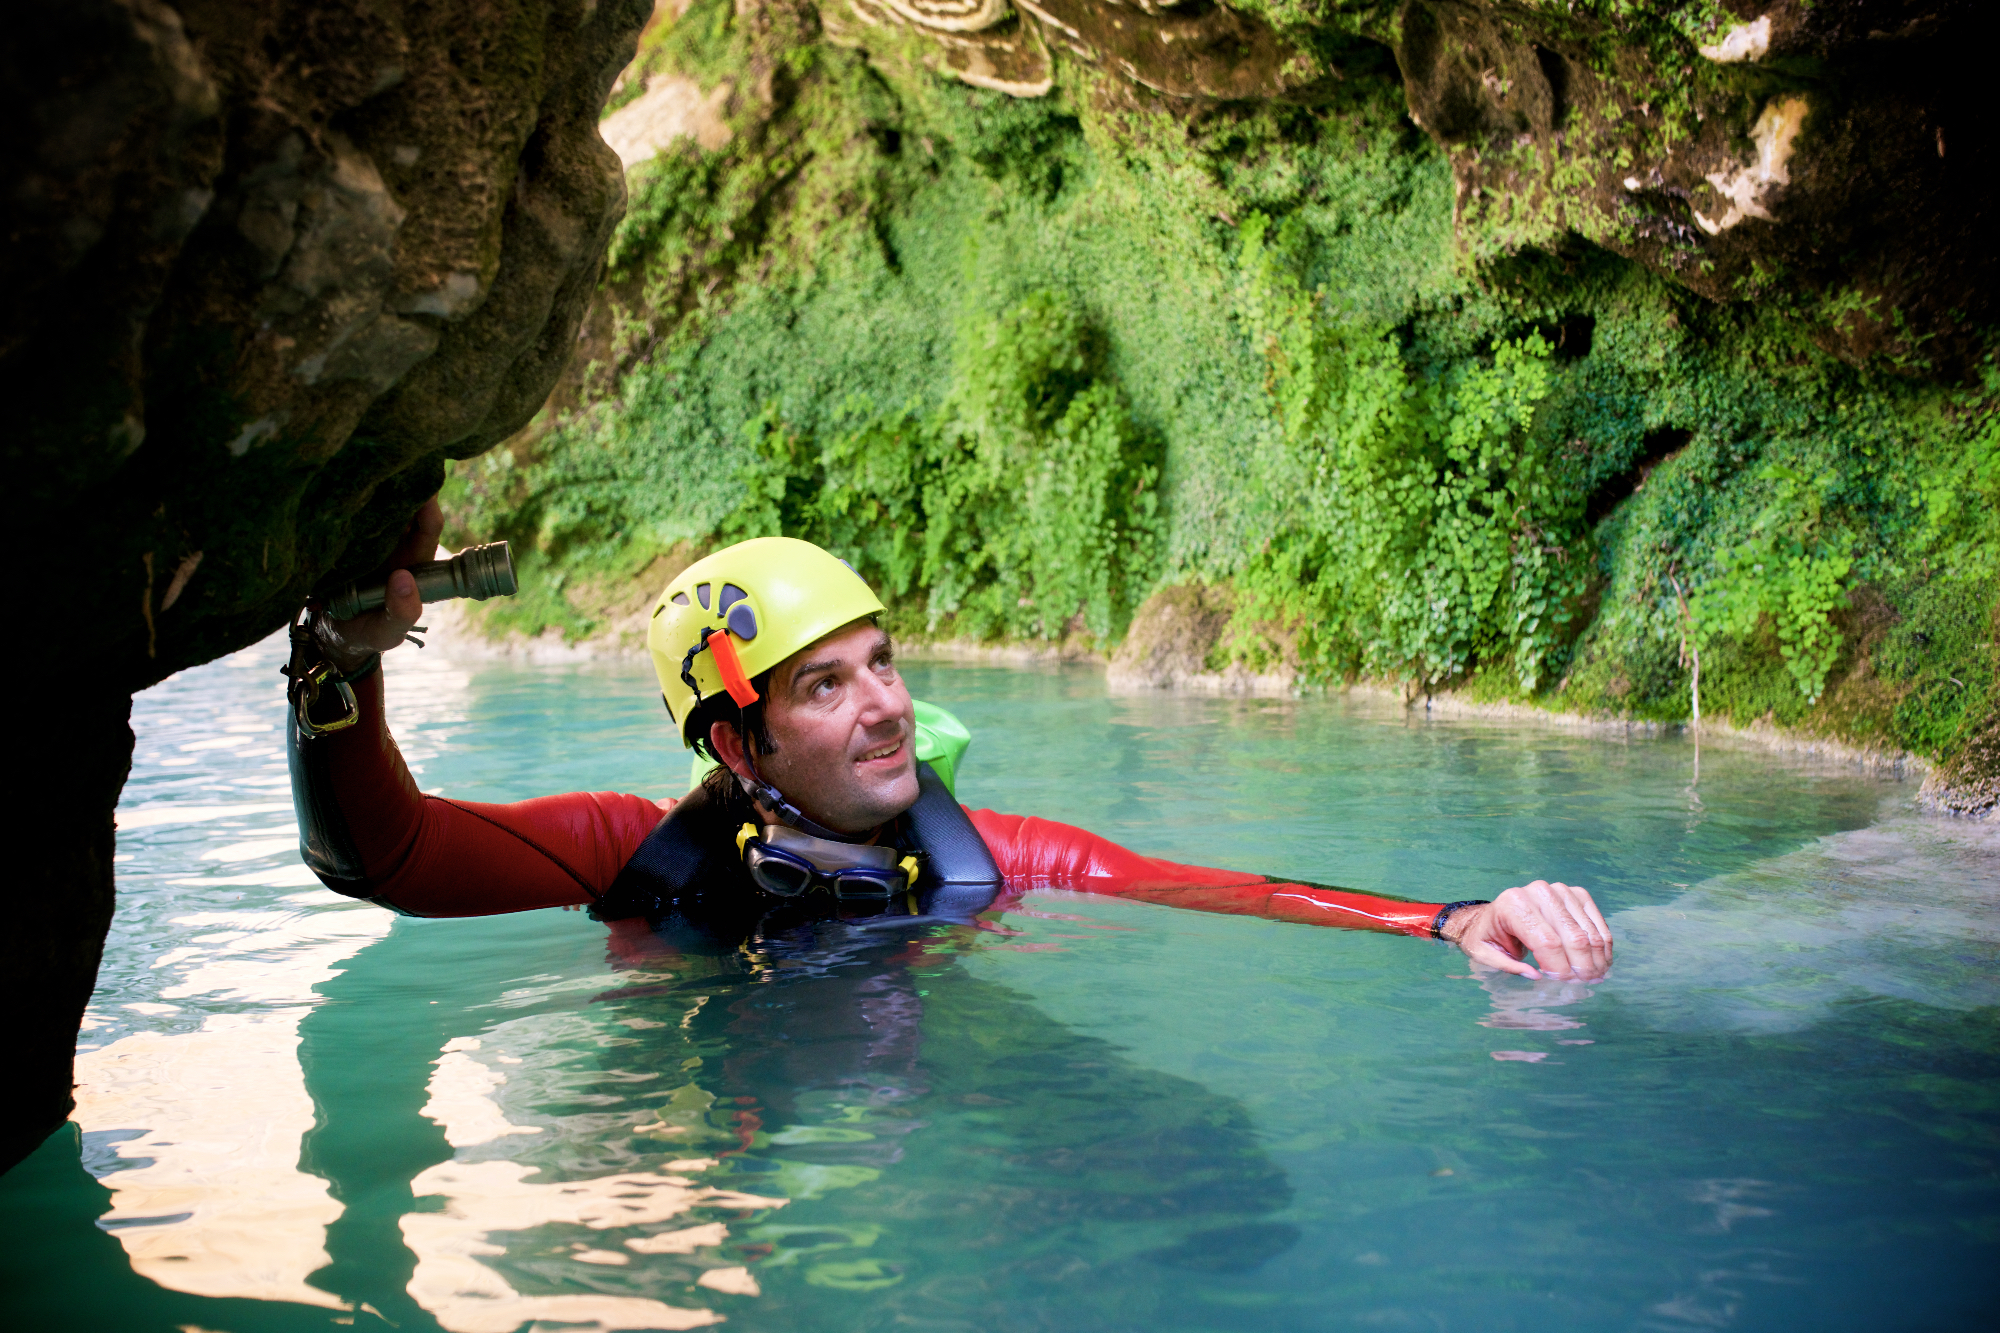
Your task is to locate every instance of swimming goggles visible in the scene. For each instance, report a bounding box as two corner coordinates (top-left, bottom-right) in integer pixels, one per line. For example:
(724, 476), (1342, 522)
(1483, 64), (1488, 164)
(736, 823), (920, 901)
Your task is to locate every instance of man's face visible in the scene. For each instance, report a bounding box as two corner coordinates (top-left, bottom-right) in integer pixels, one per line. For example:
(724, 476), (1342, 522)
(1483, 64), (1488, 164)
(750, 621), (919, 835)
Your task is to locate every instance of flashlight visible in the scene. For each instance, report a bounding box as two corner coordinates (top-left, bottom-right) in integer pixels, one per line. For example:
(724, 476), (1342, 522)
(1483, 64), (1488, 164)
(323, 541), (518, 620)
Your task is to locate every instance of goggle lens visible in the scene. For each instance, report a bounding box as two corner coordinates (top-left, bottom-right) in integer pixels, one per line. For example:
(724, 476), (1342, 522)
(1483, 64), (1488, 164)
(829, 870), (900, 901)
(744, 844), (815, 897)
(743, 840), (909, 902)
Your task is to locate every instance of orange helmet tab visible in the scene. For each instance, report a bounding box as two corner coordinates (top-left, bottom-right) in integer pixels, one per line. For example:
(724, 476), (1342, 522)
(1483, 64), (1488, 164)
(708, 630), (760, 708)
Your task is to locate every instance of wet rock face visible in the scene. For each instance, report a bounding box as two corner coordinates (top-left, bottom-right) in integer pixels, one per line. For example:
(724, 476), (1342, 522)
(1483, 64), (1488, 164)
(1, 0), (649, 1172)
(828, 0), (1990, 371)
(1390, 0), (1991, 369)
(7, 0), (649, 686)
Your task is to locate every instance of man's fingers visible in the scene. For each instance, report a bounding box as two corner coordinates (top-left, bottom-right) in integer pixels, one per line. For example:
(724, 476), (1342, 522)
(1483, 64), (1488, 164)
(382, 568), (423, 628)
(1493, 882), (1613, 980)
(1515, 912), (1580, 980)
(1488, 888), (1575, 979)
(1564, 883), (1615, 957)
(1450, 882), (1615, 982)
(1461, 936), (1541, 979)
(385, 496), (445, 571)
(1536, 893), (1598, 978)
(1545, 883), (1612, 977)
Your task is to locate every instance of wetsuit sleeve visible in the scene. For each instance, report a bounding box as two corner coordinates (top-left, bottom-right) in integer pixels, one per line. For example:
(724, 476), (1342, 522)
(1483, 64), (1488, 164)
(289, 667), (670, 917)
(966, 808), (1444, 937)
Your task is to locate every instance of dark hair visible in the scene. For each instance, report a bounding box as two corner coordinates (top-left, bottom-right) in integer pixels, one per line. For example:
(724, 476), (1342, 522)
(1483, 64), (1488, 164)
(685, 666), (777, 764)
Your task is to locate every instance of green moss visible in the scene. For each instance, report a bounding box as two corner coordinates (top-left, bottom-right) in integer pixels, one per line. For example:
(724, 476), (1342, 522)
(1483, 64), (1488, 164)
(1877, 576), (2000, 760)
(447, 3), (2000, 777)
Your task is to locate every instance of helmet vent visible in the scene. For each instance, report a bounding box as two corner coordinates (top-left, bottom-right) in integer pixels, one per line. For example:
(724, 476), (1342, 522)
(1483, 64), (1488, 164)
(695, 583), (712, 610)
(670, 592), (689, 607)
(718, 583), (748, 614)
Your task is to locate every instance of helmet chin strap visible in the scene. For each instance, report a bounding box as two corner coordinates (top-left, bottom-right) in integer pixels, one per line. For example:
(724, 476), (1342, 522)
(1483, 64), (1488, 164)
(732, 737), (857, 842)
(681, 623), (864, 842)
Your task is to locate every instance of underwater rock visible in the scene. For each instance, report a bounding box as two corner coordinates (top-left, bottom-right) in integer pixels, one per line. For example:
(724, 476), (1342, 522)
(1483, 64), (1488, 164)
(1, 0), (651, 1174)
(1920, 716), (2000, 820)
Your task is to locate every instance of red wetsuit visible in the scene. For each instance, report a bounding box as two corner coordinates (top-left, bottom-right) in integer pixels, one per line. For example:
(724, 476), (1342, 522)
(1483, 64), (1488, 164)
(297, 669), (1446, 938)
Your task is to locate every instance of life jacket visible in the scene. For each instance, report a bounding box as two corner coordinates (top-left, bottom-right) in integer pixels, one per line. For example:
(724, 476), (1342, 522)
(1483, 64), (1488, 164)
(595, 760), (1002, 925)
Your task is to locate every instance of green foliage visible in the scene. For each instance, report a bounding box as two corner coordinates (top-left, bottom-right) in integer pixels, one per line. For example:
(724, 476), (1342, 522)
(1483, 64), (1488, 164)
(446, 2), (2000, 781)
(713, 291), (1164, 642)
(1910, 400), (2000, 570)
(1876, 575), (1999, 761)
(1227, 214), (1588, 689)
(1690, 463), (1856, 704)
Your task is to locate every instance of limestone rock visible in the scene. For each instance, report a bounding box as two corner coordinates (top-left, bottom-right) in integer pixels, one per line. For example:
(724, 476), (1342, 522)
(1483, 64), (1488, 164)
(826, 0), (1334, 105)
(1389, 0), (1992, 369)
(825, 0), (1058, 97)
(1, 0), (650, 1173)
(1108, 584), (1295, 695)
(824, 0), (1990, 370)
(1018, 0), (1332, 102)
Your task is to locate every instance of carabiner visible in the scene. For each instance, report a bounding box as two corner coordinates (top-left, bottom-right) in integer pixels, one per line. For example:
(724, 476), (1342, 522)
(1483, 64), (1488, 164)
(291, 660), (361, 736)
(282, 609), (362, 736)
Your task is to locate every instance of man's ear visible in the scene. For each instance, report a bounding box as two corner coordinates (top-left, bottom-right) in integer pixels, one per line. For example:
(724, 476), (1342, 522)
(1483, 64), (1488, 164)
(709, 720), (752, 782)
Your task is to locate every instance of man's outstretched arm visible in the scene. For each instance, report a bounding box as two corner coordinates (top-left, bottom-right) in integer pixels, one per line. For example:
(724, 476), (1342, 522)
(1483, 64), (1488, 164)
(967, 809), (1612, 979)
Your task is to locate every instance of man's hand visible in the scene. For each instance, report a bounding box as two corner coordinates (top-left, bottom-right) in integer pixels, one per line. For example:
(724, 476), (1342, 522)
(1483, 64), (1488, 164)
(315, 497), (443, 673)
(1441, 880), (1612, 981)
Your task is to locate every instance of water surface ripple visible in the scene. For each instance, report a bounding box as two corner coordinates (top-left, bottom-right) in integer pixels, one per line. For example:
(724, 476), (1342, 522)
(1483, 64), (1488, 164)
(4, 634), (1996, 1331)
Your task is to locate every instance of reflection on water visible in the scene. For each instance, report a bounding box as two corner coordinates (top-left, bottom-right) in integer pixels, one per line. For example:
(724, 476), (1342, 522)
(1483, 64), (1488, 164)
(284, 901), (1299, 1331)
(397, 1022), (782, 1331)
(1477, 972), (1593, 1032)
(3, 634), (1998, 1332)
(76, 1014), (347, 1309)
(66, 636), (411, 1316)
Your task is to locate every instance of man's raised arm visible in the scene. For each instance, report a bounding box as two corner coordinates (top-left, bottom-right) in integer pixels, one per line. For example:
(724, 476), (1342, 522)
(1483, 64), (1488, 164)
(288, 500), (666, 917)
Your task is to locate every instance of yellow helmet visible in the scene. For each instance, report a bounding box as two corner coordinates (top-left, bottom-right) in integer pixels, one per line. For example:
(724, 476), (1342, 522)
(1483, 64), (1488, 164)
(647, 537), (886, 749)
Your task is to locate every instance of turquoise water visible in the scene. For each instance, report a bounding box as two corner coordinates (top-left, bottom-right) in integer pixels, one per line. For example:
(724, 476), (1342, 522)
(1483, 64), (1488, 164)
(5, 633), (1999, 1331)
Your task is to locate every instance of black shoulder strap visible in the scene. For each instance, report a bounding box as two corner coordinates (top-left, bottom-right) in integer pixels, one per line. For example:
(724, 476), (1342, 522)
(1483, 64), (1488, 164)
(594, 781), (740, 920)
(905, 761), (1002, 922)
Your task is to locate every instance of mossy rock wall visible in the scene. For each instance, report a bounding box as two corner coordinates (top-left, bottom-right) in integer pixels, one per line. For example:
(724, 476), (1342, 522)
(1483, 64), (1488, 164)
(451, 0), (1998, 799)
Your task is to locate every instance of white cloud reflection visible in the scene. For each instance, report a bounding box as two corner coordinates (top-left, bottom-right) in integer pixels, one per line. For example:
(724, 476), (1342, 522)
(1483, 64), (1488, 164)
(77, 631), (401, 1312)
(402, 1031), (787, 1332)
(74, 1013), (348, 1309)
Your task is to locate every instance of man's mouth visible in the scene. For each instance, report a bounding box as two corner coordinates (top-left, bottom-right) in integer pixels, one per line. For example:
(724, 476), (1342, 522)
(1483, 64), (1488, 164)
(856, 739), (904, 764)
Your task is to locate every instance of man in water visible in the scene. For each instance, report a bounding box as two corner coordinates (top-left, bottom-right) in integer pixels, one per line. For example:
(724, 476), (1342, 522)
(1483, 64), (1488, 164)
(292, 500), (1613, 980)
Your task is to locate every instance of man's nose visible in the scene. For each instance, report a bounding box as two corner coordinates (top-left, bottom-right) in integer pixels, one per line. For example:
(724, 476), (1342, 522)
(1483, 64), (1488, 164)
(853, 668), (905, 728)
